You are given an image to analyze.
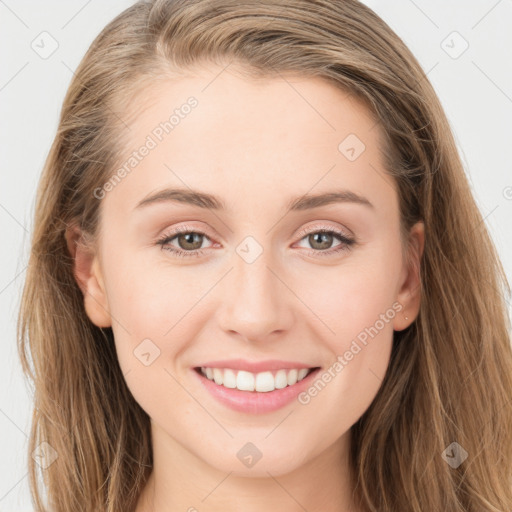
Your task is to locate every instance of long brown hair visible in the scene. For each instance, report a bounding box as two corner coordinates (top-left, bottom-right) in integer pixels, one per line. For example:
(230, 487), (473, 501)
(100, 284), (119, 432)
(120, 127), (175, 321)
(17, 1), (512, 510)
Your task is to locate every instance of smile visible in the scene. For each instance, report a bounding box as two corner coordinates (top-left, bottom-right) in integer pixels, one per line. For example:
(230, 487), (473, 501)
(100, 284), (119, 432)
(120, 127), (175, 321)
(196, 366), (317, 392)
(193, 366), (322, 414)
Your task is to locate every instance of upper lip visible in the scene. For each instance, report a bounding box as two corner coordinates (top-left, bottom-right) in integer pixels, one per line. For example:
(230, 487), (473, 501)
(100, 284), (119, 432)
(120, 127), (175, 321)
(195, 359), (320, 373)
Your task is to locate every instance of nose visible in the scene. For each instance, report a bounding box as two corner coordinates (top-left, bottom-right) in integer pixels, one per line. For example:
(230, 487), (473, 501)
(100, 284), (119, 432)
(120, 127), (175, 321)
(215, 245), (295, 343)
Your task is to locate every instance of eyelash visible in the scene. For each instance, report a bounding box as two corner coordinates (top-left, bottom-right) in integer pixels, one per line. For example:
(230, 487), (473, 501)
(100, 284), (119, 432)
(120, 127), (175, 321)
(156, 224), (355, 259)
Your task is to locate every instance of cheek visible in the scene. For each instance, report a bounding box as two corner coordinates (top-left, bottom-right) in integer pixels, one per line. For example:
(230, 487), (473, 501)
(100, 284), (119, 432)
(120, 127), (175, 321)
(105, 246), (206, 330)
(104, 262), (198, 416)
(298, 238), (402, 342)
(296, 255), (398, 428)
(101, 251), (198, 372)
(293, 236), (401, 415)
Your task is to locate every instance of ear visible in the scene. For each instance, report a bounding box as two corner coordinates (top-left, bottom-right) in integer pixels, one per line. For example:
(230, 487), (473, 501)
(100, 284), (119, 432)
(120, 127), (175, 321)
(393, 221), (425, 331)
(65, 224), (112, 328)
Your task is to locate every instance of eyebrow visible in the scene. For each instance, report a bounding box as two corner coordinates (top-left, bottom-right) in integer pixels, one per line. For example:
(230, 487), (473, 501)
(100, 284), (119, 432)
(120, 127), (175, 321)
(134, 187), (374, 212)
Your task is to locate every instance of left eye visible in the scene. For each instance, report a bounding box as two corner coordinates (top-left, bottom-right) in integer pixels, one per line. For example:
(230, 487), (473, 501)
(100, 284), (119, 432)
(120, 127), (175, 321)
(156, 228), (355, 258)
(166, 232), (208, 251)
(156, 230), (213, 258)
(295, 230), (349, 251)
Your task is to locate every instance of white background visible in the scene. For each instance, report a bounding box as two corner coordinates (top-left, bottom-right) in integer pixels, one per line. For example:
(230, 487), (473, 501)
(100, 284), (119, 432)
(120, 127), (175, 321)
(1, 0), (511, 509)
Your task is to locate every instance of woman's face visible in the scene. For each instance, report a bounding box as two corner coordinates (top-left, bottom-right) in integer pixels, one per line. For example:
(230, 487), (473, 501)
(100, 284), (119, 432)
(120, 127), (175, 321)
(73, 63), (423, 477)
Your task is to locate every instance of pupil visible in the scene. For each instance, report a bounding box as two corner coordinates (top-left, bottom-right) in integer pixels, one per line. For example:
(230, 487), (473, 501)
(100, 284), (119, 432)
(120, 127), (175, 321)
(310, 232), (332, 250)
(180, 233), (202, 250)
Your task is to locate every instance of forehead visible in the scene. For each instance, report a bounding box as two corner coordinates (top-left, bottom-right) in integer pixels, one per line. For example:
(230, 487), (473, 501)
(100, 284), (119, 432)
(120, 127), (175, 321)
(105, 64), (396, 217)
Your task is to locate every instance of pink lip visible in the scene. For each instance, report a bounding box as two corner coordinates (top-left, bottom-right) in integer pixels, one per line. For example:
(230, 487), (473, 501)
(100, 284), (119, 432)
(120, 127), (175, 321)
(192, 366), (322, 414)
(196, 358), (317, 373)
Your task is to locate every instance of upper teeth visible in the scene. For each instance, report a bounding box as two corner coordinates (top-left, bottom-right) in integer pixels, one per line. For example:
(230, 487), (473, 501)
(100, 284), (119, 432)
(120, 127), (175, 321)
(200, 367), (312, 392)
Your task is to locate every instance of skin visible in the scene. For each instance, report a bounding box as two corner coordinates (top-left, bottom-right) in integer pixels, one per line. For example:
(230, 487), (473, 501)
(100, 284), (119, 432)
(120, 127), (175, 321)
(67, 62), (424, 512)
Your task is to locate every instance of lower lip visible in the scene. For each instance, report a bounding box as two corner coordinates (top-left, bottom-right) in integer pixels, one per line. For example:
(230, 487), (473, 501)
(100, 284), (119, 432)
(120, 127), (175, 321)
(192, 367), (321, 414)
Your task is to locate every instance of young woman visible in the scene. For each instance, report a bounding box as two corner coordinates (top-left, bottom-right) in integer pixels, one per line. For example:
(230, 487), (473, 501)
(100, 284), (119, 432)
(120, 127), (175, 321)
(17, 0), (512, 511)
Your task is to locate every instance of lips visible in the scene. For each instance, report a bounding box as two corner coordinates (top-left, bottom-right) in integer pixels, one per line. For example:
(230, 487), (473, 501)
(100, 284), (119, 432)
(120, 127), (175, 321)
(192, 365), (323, 414)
